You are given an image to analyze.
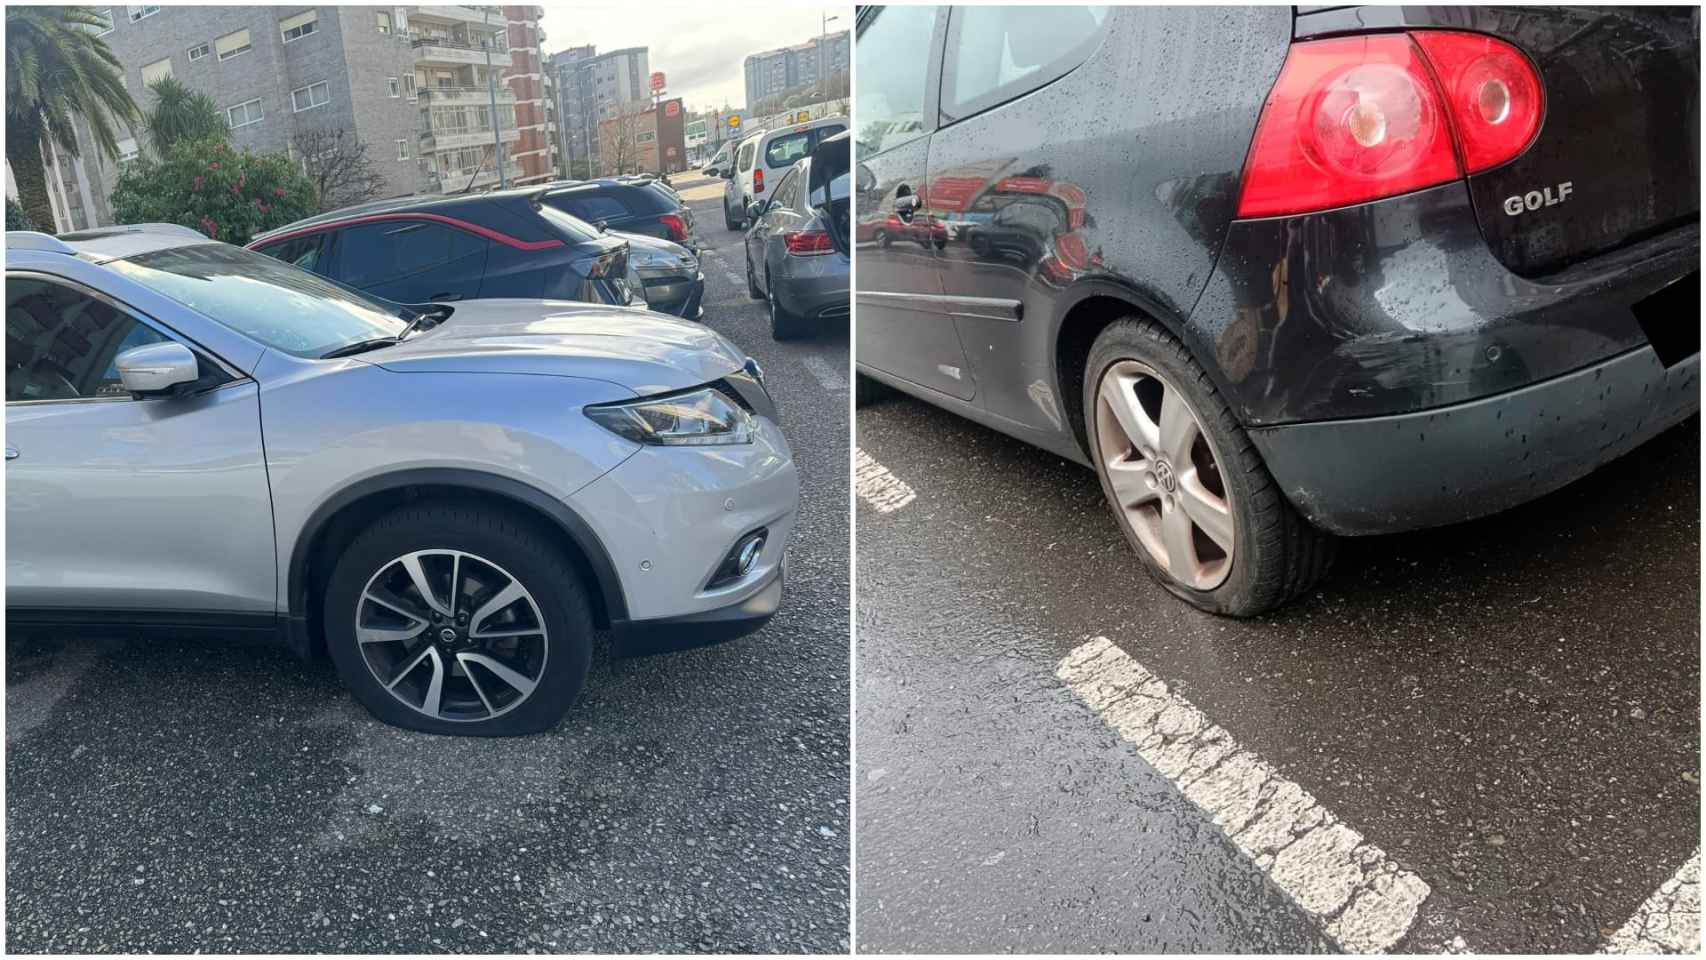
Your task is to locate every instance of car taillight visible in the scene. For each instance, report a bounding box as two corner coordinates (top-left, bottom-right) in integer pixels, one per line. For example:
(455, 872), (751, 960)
(1235, 31), (1543, 219)
(1411, 31), (1544, 174)
(783, 228), (833, 256)
(753, 168), (765, 194)
(659, 213), (688, 243)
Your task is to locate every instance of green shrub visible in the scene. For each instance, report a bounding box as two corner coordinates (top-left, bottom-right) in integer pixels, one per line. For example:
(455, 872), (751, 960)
(6, 196), (36, 231)
(110, 137), (316, 246)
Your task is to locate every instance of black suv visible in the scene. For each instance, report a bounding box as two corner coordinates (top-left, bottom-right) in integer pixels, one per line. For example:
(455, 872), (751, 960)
(854, 5), (1700, 615)
(249, 189), (636, 307)
(538, 178), (697, 251)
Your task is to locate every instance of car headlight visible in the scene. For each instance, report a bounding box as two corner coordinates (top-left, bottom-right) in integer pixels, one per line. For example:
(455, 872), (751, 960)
(585, 386), (754, 446)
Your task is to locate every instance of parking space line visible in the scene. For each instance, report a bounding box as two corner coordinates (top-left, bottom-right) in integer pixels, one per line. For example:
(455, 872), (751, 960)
(1601, 850), (1700, 954)
(1057, 637), (1431, 953)
(855, 448), (916, 514)
(802, 355), (847, 392)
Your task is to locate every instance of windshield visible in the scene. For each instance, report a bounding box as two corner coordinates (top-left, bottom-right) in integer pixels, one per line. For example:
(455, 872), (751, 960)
(110, 244), (408, 358)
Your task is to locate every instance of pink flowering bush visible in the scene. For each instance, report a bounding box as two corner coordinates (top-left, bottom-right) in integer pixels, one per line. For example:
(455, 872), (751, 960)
(111, 137), (316, 246)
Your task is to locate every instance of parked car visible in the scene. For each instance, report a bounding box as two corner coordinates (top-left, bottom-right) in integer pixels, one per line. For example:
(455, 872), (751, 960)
(702, 140), (734, 178)
(538, 178), (698, 251)
(721, 117), (849, 232)
(743, 132), (850, 340)
(853, 5), (1700, 616)
(616, 229), (704, 319)
(6, 224), (797, 735)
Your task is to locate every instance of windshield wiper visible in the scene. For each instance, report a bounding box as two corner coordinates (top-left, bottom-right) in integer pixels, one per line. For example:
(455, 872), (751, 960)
(320, 337), (402, 359)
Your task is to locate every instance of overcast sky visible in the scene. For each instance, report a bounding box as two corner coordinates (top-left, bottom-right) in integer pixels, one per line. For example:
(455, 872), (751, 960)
(537, 4), (847, 112)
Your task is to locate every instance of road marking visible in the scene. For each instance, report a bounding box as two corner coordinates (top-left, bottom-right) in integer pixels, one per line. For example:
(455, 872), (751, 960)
(722, 269), (744, 287)
(802, 355), (847, 392)
(855, 448), (916, 514)
(1602, 850), (1700, 954)
(1057, 637), (1431, 953)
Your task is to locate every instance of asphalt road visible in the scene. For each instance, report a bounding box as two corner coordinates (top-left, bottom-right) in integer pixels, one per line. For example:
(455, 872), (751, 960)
(5, 183), (852, 953)
(855, 384), (1699, 953)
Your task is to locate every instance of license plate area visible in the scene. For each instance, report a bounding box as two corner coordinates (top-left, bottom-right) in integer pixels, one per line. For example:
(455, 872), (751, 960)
(1633, 270), (1700, 367)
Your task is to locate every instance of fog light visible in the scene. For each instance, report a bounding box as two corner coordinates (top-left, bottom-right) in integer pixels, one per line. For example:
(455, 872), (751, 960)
(708, 528), (768, 589)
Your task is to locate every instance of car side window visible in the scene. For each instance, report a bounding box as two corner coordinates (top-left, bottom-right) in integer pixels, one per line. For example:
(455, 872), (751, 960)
(771, 169), (800, 211)
(556, 193), (628, 223)
(764, 132), (812, 169)
(856, 5), (939, 157)
(6, 276), (171, 402)
(940, 6), (1109, 123)
(335, 220), (488, 290)
(737, 140), (757, 172)
(254, 233), (326, 273)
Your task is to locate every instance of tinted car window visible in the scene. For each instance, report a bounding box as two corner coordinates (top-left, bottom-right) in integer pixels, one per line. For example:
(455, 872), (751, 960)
(257, 233), (326, 272)
(856, 5), (939, 156)
(633, 183), (682, 213)
(535, 204), (604, 242)
(771, 168), (800, 210)
(550, 192), (628, 223)
(108, 244), (407, 358)
(941, 5), (1109, 121)
(6, 276), (170, 402)
(336, 221), (488, 289)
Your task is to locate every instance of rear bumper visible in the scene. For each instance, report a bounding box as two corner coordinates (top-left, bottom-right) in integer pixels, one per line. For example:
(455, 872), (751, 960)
(776, 255), (850, 321)
(1252, 346), (1699, 536)
(644, 272), (705, 319)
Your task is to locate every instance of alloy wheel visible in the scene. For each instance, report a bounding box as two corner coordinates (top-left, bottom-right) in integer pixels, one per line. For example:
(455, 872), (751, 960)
(1094, 360), (1235, 591)
(355, 549), (549, 722)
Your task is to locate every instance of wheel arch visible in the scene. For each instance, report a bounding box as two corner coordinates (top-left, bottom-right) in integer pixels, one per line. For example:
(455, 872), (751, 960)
(1049, 278), (1229, 462)
(286, 468), (627, 659)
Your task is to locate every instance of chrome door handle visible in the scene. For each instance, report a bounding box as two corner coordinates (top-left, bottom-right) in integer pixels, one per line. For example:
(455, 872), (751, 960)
(5, 446), (18, 460)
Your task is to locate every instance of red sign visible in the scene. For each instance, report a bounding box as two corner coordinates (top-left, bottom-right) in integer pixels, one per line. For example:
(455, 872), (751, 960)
(649, 71), (666, 93)
(664, 100), (680, 118)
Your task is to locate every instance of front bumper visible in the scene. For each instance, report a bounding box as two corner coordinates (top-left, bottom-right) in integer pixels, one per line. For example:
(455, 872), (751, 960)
(1252, 346), (1699, 536)
(641, 271), (705, 320)
(611, 559), (785, 656)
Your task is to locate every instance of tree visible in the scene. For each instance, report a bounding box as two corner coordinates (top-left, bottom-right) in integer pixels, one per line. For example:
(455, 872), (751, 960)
(290, 128), (388, 212)
(144, 76), (227, 155)
(5, 6), (140, 229)
(7, 197), (37, 231)
(601, 111), (643, 176)
(110, 138), (316, 246)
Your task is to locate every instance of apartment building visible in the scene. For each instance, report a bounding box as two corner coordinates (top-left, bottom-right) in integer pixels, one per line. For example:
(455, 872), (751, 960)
(742, 31), (850, 105)
(548, 44), (649, 177)
(407, 6), (521, 193)
(498, 5), (553, 184)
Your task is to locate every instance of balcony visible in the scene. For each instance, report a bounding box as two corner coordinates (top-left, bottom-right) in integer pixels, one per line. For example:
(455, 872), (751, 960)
(411, 36), (511, 68)
(411, 5), (499, 26)
(418, 85), (516, 107)
(420, 125), (521, 154)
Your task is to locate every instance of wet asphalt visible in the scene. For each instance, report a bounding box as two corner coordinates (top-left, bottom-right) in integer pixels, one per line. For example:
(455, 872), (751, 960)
(855, 387), (1699, 953)
(5, 182), (852, 953)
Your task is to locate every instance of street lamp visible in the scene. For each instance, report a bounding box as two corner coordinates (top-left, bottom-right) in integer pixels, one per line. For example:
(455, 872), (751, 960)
(819, 13), (840, 102)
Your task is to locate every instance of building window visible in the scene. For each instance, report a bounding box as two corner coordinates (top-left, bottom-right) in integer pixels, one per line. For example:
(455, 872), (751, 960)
(376, 11), (392, 34)
(187, 41), (209, 61)
(127, 5), (159, 23)
(280, 11), (317, 43)
(141, 57), (172, 87)
(291, 80), (330, 112)
(387, 77), (400, 98)
(93, 9), (115, 36)
(396, 139), (409, 161)
(215, 28), (251, 61)
(116, 137), (139, 163)
(226, 98), (263, 128)
(402, 75), (416, 100)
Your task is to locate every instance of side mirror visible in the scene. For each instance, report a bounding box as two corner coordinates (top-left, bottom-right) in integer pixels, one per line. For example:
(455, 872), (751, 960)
(116, 341), (199, 396)
(746, 200), (765, 220)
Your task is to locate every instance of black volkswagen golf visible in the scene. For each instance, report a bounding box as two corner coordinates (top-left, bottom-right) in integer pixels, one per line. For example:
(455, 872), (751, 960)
(854, 5), (1700, 616)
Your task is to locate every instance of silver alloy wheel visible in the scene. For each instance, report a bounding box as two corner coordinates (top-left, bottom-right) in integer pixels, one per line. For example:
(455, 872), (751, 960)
(355, 549), (549, 722)
(1094, 360), (1235, 591)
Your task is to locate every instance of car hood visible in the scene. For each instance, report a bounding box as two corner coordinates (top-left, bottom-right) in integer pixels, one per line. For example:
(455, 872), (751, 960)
(366, 299), (745, 396)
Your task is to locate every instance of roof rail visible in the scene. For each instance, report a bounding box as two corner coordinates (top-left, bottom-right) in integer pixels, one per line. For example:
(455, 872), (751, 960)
(5, 231), (78, 255)
(57, 222), (207, 242)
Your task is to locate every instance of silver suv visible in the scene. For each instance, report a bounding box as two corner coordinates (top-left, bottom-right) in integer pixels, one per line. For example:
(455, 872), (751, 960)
(5, 226), (799, 736)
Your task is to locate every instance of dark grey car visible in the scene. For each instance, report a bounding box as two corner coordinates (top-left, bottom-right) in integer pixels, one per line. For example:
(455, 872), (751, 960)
(742, 135), (850, 341)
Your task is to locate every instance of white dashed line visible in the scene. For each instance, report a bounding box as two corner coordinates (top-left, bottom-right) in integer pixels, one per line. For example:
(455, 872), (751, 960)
(802, 355), (847, 392)
(722, 270), (744, 287)
(1602, 850), (1700, 954)
(1057, 637), (1431, 953)
(855, 448), (916, 514)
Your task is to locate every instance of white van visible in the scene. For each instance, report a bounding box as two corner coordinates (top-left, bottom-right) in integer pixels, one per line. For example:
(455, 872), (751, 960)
(721, 116), (849, 231)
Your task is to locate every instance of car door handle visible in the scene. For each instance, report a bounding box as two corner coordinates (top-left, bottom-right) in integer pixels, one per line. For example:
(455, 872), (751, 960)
(895, 193), (920, 221)
(5, 446), (18, 461)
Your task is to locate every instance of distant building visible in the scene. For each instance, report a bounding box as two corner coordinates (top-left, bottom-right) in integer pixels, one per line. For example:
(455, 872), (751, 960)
(547, 44), (650, 177)
(597, 98), (686, 176)
(743, 31), (849, 106)
(499, 5), (554, 184)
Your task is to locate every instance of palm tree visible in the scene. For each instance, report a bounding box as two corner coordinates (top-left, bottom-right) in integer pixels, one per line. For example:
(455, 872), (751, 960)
(6, 6), (139, 230)
(144, 76), (228, 156)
